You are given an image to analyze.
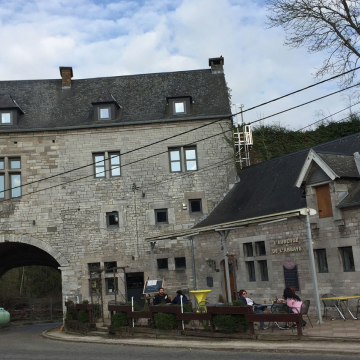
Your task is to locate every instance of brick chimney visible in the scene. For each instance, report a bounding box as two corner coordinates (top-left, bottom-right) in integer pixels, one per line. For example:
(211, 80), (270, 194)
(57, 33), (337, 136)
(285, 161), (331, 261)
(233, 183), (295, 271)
(59, 67), (73, 88)
(208, 56), (224, 74)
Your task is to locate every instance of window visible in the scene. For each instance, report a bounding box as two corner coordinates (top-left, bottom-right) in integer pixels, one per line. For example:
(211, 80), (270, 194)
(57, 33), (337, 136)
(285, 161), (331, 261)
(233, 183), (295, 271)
(259, 260), (269, 281)
(168, 97), (191, 116)
(93, 151), (121, 178)
(185, 147), (197, 171)
(105, 278), (118, 294)
(244, 243), (253, 257)
(109, 152), (121, 177)
(256, 241), (266, 256)
(99, 107), (110, 119)
(340, 247), (355, 272)
(94, 154), (105, 178)
(168, 146), (198, 173)
(246, 261), (256, 281)
(315, 184), (333, 218)
(174, 102), (185, 114)
(157, 258), (168, 270)
(1, 112), (11, 124)
(169, 148), (181, 172)
(88, 262), (100, 273)
(189, 199), (202, 214)
(105, 261), (117, 273)
(175, 257), (186, 270)
(315, 249), (328, 273)
(0, 157), (22, 199)
(155, 209), (168, 224)
(106, 212), (119, 228)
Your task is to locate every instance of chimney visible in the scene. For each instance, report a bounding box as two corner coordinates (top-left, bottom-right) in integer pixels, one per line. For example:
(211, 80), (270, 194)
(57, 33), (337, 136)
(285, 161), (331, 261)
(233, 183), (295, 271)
(208, 56), (224, 74)
(59, 66), (73, 88)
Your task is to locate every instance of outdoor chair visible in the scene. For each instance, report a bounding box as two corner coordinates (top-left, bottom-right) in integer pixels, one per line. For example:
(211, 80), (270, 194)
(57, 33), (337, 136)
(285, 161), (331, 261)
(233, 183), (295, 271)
(299, 300), (313, 328)
(356, 298), (360, 318)
(322, 293), (339, 319)
(270, 302), (291, 331)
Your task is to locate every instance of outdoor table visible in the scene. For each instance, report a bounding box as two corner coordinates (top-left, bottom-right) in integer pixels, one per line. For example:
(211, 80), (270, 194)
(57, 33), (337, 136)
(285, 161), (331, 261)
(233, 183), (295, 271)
(321, 295), (360, 320)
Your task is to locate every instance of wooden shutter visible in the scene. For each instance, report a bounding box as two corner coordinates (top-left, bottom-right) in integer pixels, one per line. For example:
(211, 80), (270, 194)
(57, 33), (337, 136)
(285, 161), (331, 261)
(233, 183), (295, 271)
(315, 184), (333, 218)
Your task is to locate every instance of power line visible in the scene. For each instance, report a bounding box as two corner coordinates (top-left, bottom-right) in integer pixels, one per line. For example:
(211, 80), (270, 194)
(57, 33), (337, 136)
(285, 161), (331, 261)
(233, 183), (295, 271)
(4, 67), (360, 197)
(246, 82), (360, 126)
(3, 64), (360, 192)
(297, 101), (360, 131)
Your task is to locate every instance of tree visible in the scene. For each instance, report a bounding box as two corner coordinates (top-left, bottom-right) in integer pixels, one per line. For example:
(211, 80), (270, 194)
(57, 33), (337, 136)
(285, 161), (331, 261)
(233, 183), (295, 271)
(266, 1), (360, 87)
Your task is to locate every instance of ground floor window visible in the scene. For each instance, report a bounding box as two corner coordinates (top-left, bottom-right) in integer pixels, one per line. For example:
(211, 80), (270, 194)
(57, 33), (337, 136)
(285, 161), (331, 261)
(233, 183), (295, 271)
(340, 247), (355, 272)
(105, 278), (118, 295)
(258, 260), (269, 281)
(315, 249), (328, 273)
(246, 261), (256, 281)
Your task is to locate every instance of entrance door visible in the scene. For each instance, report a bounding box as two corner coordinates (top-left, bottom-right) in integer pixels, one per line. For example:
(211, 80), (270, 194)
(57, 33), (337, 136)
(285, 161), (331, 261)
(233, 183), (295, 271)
(221, 259), (235, 302)
(126, 272), (145, 307)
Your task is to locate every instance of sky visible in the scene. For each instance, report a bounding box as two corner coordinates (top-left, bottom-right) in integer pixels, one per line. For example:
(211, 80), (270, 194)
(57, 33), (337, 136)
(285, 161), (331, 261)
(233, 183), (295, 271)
(0, 0), (357, 130)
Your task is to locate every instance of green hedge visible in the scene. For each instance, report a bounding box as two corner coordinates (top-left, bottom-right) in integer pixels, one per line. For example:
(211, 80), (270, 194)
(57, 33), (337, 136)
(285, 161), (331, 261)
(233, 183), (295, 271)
(154, 313), (177, 331)
(112, 312), (128, 327)
(77, 310), (89, 324)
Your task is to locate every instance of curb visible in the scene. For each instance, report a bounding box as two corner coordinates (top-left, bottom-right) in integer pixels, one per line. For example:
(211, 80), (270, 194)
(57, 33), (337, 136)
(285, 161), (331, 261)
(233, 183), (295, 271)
(41, 326), (360, 355)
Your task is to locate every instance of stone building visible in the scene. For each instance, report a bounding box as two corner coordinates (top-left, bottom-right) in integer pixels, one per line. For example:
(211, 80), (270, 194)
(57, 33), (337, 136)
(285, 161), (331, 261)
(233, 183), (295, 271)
(0, 57), (236, 310)
(147, 133), (360, 313)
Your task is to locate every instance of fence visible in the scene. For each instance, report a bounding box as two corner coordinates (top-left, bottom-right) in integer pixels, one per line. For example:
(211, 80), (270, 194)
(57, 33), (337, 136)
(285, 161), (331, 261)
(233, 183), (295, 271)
(4, 297), (63, 323)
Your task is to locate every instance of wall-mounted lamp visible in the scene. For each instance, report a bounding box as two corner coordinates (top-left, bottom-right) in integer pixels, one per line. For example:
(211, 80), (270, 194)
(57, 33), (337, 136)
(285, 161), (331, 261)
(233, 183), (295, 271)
(206, 258), (218, 271)
(182, 203), (187, 210)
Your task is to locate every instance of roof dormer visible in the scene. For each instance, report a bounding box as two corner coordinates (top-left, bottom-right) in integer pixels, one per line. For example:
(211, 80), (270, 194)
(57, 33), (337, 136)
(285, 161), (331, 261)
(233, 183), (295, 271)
(0, 94), (24, 126)
(91, 89), (121, 121)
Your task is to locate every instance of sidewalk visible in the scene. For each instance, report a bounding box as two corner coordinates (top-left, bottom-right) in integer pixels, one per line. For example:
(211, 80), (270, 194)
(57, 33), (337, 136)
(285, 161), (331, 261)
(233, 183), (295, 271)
(42, 317), (360, 355)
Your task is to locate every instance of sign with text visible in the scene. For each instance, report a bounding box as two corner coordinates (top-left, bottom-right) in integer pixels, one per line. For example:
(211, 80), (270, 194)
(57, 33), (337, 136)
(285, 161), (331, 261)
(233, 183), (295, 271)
(283, 261), (300, 292)
(143, 279), (164, 294)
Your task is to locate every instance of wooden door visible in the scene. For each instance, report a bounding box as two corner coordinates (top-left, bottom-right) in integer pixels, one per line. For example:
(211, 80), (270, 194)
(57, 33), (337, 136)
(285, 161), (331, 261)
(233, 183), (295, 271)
(315, 184), (333, 218)
(221, 259), (235, 302)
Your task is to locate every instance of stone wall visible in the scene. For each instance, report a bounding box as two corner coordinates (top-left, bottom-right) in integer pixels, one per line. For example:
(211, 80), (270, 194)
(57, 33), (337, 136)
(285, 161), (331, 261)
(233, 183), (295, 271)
(0, 118), (235, 310)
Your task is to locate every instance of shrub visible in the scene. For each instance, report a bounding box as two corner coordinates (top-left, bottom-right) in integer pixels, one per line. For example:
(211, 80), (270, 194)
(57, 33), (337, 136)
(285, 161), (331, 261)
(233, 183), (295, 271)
(65, 312), (72, 321)
(232, 300), (249, 332)
(82, 299), (89, 305)
(154, 313), (177, 331)
(77, 310), (89, 324)
(213, 314), (238, 333)
(183, 303), (192, 313)
(112, 312), (129, 327)
(93, 303), (102, 321)
(232, 300), (245, 306)
(124, 302), (142, 311)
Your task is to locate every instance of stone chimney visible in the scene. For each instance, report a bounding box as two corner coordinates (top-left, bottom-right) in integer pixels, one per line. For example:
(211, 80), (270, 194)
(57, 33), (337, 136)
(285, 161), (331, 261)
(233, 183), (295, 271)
(208, 56), (224, 74)
(59, 67), (73, 88)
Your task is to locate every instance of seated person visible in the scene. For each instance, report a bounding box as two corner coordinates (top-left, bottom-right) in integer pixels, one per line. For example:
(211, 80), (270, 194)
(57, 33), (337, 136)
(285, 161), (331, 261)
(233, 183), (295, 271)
(153, 287), (171, 305)
(171, 290), (188, 305)
(238, 289), (268, 330)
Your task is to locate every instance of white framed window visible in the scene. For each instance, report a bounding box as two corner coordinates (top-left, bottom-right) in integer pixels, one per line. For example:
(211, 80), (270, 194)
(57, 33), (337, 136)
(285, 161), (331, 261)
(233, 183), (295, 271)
(93, 151), (121, 178)
(1, 113), (11, 124)
(99, 107), (110, 120)
(174, 102), (185, 114)
(0, 157), (22, 199)
(168, 146), (198, 173)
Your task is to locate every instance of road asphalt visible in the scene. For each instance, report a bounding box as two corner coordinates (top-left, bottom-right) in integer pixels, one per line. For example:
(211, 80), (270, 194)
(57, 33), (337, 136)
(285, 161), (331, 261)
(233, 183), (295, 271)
(42, 326), (360, 356)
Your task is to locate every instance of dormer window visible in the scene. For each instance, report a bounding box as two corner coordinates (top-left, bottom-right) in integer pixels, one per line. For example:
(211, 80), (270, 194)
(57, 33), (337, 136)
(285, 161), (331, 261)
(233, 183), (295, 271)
(92, 89), (121, 122)
(99, 107), (110, 120)
(174, 102), (185, 114)
(1, 113), (11, 124)
(167, 96), (191, 116)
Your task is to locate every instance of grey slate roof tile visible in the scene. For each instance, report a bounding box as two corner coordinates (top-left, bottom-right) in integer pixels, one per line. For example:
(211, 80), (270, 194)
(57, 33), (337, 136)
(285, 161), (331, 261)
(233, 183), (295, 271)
(338, 183), (360, 208)
(194, 132), (360, 229)
(0, 69), (231, 132)
(317, 152), (360, 178)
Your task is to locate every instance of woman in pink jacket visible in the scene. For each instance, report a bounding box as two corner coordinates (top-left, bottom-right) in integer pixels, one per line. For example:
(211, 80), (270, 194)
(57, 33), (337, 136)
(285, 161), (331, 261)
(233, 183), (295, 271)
(283, 287), (306, 327)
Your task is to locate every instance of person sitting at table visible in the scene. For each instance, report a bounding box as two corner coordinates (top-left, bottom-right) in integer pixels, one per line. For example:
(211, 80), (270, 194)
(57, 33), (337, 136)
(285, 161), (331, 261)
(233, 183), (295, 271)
(171, 290), (189, 305)
(282, 287), (306, 327)
(238, 289), (268, 330)
(153, 287), (171, 305)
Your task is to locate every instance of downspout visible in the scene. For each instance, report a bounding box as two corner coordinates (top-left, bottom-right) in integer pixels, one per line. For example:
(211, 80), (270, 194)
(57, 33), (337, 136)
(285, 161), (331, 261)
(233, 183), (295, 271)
(190, 237), (197, 290)
(218, 230), (231, 304)
(150, 242), (157, 280)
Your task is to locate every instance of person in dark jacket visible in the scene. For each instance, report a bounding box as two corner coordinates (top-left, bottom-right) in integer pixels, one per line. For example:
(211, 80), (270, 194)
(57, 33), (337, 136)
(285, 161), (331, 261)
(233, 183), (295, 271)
(171, 290), (188, 305)
(153, 287), (171, 305)
(238, 289), (268, 330)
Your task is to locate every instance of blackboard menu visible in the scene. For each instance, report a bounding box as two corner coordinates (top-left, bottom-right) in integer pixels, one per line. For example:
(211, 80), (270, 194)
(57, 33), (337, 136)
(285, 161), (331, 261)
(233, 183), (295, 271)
(283, 265), (300, 291)
(143, 279), (164, 294)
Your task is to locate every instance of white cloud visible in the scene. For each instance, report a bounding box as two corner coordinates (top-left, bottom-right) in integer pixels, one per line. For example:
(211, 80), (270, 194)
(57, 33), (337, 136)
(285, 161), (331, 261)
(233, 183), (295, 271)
(0, 0), (354, 129)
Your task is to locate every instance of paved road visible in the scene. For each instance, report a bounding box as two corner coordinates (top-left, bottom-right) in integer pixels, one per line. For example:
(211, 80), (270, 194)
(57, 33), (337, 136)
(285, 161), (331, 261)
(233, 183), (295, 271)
(0, 323), (359, 360)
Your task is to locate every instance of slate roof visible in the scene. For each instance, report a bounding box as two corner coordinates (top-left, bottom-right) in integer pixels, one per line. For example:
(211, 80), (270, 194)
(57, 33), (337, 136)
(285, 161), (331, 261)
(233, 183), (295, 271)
(0, 94), (24, 113)
(338, 183), (360, 208)
(317, 152), (360, 178)
(91, 88), (121, 108)
(195, 132), (360, 229)
(0, 68), (231, 132)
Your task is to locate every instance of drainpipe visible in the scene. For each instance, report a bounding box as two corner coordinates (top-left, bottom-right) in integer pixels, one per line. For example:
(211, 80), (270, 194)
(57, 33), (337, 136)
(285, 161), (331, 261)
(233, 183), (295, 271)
(190, 237), (197, 290)
(304, 209), (323, 324)
(218, 230), (231, 304)
(150, 242), (157, 280)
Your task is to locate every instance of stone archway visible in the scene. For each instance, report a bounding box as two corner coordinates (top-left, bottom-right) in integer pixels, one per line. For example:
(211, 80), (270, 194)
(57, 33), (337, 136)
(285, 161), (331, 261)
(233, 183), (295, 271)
(0, 234), (69, 277)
